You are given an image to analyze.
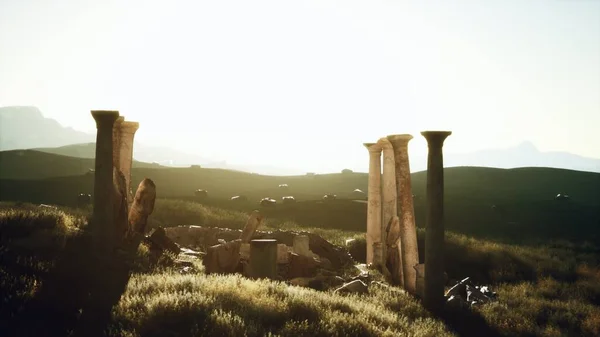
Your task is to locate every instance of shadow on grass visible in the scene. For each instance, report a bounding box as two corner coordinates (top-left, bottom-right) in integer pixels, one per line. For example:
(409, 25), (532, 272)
(438, 306), (503, 337)
(7, 232), (133, 337)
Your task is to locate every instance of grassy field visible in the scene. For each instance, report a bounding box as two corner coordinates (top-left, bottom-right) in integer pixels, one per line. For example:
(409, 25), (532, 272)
(0, 149), (163, 180)
(3, 152), (598, 244)
(1, 200), (600, 336)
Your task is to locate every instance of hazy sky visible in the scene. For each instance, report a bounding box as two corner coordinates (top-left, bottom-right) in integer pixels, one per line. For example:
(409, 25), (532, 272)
(1, 0), (599, 172)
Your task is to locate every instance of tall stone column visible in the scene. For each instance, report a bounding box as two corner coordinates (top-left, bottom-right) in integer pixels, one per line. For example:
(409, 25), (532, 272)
(377, 138), (398, 233)
(387, 134), (418, 295)
(91, 110), (120, 243)
(421, 130), (452, 312)
(112, 116), (125, 173)
(363, 143), (383, 266)
(377, 137), (402, 284)
(118, 121), (139, 204)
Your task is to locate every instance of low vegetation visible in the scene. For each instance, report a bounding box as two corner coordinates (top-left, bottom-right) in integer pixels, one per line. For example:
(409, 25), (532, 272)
(1, 200), (600, 336)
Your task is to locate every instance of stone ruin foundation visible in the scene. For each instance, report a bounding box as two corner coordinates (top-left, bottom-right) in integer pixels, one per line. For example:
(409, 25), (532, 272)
(88, 111), (465, 306)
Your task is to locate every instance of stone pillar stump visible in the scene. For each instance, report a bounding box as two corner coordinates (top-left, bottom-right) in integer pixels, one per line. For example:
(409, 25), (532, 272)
(249, 239), (278, 279)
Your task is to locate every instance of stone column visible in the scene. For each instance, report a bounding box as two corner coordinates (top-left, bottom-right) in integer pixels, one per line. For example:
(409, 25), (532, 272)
(118, 121), (139, 204)
(377, 137), (402, 284)
(112, 116), (125, 174)
(421, 130), (452, 312)
(363, 143), (383, 266)
(91, 110), (120, 243)
(387, 134), (419, 295)
(377, 138), (398, 237)
(249, 239), (278, 279)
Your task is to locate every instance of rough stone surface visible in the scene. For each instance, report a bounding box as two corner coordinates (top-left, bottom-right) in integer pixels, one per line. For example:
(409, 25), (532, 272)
(387, 134), (419, 295)
(128, 179), (156, 235)
(204, 239), (242, 275)
(118, 121), (139, 204)
(239, 210), (264, 243)
(385, 215), (403, 286)
(287, 252), (320, 279)
(112, 167), (129, 242)
(249, 239), (278, 279)
(414, 263), (425, 299)
(146, 227), (181, 256)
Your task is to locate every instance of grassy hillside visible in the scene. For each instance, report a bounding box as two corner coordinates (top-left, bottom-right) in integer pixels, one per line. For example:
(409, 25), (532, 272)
(1, 159), (598, 244)
(35, 142), (99, 159)
(0, 149), (164, 180)
(1, 201), (600, 336)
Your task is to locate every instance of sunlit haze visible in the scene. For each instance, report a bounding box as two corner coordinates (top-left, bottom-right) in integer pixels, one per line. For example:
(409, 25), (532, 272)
(1, 0), (599, 173)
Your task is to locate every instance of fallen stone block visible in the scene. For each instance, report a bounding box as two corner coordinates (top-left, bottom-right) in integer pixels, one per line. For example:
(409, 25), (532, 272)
(287, 252), (320, 279)
(146, 227), (181, 256)
(203, 240), (242, 275)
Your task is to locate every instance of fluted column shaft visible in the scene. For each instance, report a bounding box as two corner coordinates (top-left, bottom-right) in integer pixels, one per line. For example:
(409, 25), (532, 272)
(364, 143), (383, 266)
(421, 130), (452, 313)
(118, 121), (139, 204)
(387, 134), (419, 294)
(91, 110), (120, 244)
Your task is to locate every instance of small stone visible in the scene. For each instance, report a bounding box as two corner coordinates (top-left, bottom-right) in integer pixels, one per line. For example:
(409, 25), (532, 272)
(334, 280), (369, 294)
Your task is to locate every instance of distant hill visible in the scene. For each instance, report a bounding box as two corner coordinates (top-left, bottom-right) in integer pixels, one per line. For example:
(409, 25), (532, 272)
(0, 106), (95, 150)
(441, 141), (600, 173)
(0, 149), (164, 180)
(2, 106), (599, 174)
(0, 163), (598, 244)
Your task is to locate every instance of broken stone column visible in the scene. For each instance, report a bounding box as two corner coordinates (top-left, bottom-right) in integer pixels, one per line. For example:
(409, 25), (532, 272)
(91, 110), (120, 244)
(421, 130), (452, 312)
(293, 235), (311, 257)
(387, 134), (419, 295)
(249, 239), (278, 279)
(128, 179), (156, 234)
(363, 142), (383, 267)
(112, 117), (125, 174)
(118, 121), (139, 204)
(239, 210), (264, 243)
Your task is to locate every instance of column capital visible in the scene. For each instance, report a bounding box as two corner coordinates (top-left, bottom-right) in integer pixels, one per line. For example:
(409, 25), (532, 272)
(386, 134), (413, 147)
(421, 131), (452, 146)
(91, 110), (120, 128)
(376, 137), (394, 150)
(120, 121), (140, 134)
(363, 142), (382, 153)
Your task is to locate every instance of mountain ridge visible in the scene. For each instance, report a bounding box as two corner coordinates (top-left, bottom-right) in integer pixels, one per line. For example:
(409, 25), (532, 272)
(1, 106), (599, 174)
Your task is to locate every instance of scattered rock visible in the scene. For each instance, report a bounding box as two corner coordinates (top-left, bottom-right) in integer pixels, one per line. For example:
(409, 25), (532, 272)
(335, 280), (369, 294)
(444, 277), (498, 310)
(287, 252), (320, 279)
(145, 227), (181, 256)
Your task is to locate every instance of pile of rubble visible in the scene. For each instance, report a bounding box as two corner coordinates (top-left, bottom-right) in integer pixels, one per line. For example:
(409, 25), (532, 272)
(445, 277), (498, 310)
(141, 210), (379, 293)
